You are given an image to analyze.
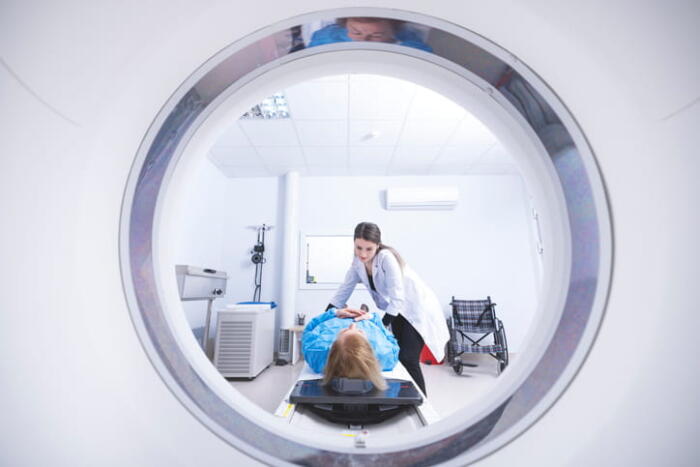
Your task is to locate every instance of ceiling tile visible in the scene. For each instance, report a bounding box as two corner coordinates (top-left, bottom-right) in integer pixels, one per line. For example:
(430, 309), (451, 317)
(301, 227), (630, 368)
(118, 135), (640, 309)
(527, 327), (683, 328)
(428, 164), (469, 175)
(480, 143), (514, 164)
(448, 113), (497, 146)
(218, 166), (271, 178)
(349, 74), (417, 120)
(434, 145), (490, 167)
(407, 87), (466, 120)
(239, 119), (299, 146)
(391, 146), (441, 164)
(397, 119), (459, 146)
(214, 74), (514, 180)
(266, 165), (309, 177)
(209, 146), (260, 166)
(255, 146), (305, 166)
(295, 120), (347, 146)
(304, 147), (347, 167)
(306, 167), (350, 176)
(285, 81), (348, 120)
(348, 120), (403, 146)
(215, 122), (250, 147)
(349, 167), (387, 176)
(465, 144), (517, 174)
(387, 163), (433, 176)
(466, 163), (518, 175)
(349, 147), (394, 167)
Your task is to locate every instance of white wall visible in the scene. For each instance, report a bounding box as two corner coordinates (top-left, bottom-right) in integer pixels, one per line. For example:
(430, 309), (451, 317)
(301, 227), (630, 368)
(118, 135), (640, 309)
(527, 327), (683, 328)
(296, 175), (538, 353)
(220, 176), (283, 345)
(170, 162), (284, 353)
(171, 167), (537, 353)
(169, 157), (230, 352)
(169, 163), (283, 353)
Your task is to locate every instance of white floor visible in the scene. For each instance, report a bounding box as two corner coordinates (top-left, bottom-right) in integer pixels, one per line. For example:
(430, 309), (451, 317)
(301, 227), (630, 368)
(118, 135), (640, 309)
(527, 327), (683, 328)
(229, 353), (514, 419)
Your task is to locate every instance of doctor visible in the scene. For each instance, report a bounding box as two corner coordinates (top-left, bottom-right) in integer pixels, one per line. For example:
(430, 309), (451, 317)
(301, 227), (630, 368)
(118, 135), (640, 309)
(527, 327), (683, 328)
(328, 222), (450, 395)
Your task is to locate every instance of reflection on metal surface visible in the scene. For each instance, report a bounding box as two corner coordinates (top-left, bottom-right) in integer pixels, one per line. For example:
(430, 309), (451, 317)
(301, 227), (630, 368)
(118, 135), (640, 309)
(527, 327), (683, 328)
(122, 9), (609, 466)
(241, 93), (291, 119)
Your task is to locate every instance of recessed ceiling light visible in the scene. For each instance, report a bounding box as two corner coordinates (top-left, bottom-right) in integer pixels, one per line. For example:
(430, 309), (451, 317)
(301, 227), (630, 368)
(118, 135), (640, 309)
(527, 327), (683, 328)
(241, 93), (290, 119)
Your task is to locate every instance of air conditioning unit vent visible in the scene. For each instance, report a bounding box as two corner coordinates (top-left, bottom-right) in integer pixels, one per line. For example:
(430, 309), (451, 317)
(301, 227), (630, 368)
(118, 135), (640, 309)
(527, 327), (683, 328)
(385, 186), (459, 210)
(213, 309), (275, 378)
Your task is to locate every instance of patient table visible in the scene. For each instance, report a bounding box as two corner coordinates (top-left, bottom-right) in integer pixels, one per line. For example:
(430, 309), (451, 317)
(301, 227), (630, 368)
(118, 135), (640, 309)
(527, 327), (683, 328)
(274, 363), (440, 444)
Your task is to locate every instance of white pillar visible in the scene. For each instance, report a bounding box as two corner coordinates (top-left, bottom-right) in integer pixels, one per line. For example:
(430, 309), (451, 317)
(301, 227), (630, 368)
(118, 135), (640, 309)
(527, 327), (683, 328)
(279, 171), (299, 329)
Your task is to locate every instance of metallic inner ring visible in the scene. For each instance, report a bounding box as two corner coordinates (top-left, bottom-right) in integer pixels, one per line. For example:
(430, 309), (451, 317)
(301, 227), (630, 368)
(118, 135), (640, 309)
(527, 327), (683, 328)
(121, 9), (609, 465)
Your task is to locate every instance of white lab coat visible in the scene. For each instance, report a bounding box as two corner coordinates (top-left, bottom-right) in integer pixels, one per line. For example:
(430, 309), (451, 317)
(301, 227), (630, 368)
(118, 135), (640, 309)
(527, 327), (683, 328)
(330, 249), (450, 361)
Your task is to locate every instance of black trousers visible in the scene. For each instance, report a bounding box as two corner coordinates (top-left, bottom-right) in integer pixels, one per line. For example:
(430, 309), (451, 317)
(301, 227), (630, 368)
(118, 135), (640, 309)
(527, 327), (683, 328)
(392, 314), (427, 396)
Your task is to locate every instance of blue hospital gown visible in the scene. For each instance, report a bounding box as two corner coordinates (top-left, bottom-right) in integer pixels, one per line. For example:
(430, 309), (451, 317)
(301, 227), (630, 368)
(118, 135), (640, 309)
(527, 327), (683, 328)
(308, 23), (432, 52)
(301, 308), (399, 374)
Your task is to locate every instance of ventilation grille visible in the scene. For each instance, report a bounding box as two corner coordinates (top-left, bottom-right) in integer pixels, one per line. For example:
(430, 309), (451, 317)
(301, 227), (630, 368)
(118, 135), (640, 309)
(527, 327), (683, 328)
(278, 329), (291, 354)
(215, 321), (253, 375)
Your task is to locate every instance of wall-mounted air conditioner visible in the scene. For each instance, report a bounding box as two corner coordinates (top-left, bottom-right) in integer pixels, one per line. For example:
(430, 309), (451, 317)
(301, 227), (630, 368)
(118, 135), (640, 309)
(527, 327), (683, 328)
(385, 186), (459, 210)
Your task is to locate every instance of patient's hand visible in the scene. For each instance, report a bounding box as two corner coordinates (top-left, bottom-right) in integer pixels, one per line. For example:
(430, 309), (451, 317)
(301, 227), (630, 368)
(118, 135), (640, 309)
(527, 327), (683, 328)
(353, 312), (373, 322)
(336, 307), (367, 319)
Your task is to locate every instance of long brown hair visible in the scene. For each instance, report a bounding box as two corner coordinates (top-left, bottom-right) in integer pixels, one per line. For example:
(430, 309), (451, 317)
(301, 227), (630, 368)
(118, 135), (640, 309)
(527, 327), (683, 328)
(354, 222), (405, 269)
(323, 332), (387, 390)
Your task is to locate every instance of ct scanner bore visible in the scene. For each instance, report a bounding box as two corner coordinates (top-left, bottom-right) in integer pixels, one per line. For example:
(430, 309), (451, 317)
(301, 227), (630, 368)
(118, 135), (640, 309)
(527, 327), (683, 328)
(123, 9), (610, 465)
(2, 2), (698, 466)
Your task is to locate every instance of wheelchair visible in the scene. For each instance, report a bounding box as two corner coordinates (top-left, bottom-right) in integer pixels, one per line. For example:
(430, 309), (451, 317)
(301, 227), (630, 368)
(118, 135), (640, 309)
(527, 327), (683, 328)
(446, 296), (509, 375)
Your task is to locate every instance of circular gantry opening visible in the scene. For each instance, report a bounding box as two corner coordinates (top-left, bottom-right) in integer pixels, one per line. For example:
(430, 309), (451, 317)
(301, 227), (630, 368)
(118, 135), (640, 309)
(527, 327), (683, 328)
(121, 9), (611, 465)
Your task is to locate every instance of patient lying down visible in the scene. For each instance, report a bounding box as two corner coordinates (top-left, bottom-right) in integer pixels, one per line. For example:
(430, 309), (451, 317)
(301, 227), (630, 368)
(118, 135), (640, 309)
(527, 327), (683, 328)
(302, 306), (399, 391)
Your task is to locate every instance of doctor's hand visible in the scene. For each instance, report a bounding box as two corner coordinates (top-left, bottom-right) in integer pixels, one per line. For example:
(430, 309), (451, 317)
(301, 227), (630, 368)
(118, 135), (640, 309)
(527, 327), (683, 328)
(335, 307), (367, 319)
(353, 311), (373, 322)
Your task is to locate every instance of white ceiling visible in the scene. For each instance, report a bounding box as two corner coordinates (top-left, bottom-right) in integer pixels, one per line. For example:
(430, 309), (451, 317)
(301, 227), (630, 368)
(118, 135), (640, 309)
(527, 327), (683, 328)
(207, 74), (517, 178)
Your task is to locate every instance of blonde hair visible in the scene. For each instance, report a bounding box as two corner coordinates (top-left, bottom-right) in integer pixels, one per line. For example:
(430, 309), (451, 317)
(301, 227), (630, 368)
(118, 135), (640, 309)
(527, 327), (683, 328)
(323, 332), (387, 391)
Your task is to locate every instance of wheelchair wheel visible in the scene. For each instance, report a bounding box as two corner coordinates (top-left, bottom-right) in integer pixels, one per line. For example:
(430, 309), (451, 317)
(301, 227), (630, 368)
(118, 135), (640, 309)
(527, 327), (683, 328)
(445, 318), (455, 365)
(495, 326), (509, 375)
(496, 356), (507, 375)
(446, 341), (455, 365)
(453, 358), (463, 375)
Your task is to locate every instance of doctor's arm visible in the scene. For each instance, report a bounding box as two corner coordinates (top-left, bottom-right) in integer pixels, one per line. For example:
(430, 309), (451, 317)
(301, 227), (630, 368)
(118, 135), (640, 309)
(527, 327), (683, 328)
(328, 265), (361, 309)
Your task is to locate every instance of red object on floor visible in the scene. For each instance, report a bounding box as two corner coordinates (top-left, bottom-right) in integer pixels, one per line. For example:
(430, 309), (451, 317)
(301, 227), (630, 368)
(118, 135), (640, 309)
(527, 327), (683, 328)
(420, 345), (442, 365)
